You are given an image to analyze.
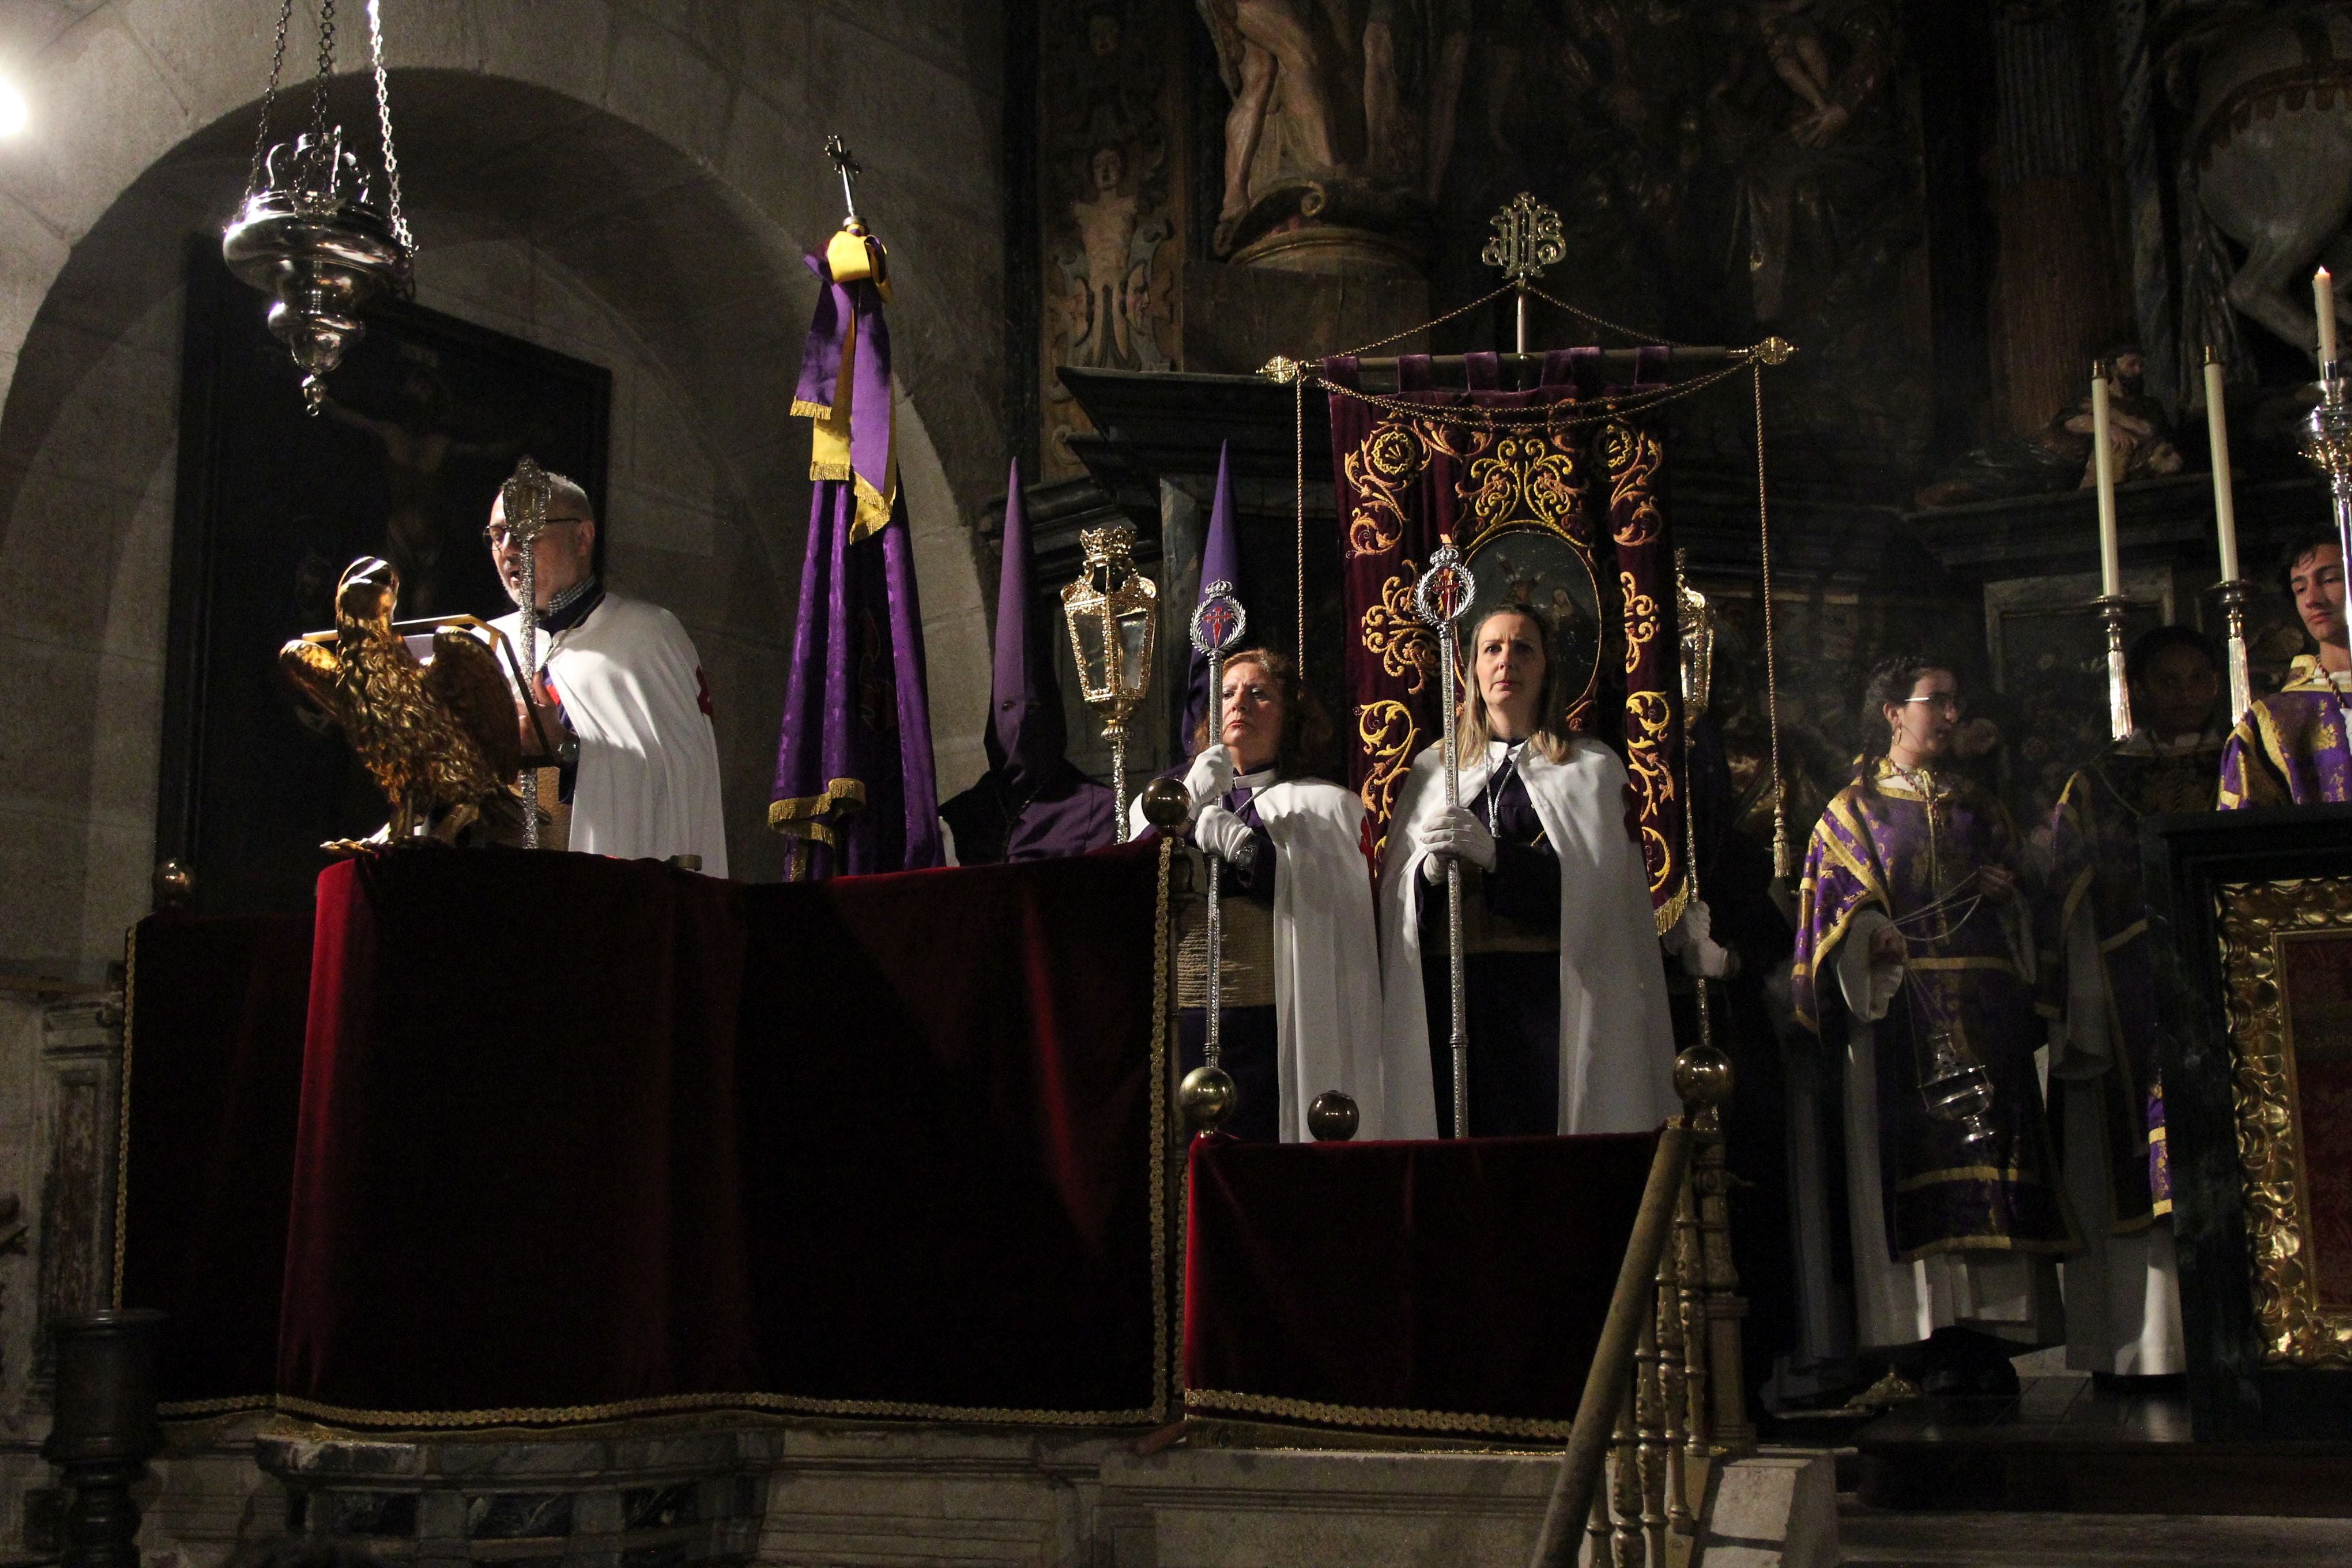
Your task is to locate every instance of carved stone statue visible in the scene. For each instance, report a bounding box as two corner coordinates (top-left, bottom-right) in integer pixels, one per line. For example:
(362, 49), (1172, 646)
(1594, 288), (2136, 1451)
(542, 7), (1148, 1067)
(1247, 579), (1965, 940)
(1914, 348), (2184, 510)
(2166, 4), (2352, 368)
(1196, 0), (1460, 269)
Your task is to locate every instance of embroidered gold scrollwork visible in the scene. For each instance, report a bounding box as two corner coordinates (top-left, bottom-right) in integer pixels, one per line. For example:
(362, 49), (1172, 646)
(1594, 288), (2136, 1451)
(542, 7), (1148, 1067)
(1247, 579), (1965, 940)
(1620, 571), (1659, 676)
(1344, 416), (1427, 559)
(1356, 700), (1420, 857)
(1604, 421), (1665, 546)
(1360, 561), (1438, 693)
(1623, 689), (1678, 901)
(1463, 434), (1582, 546)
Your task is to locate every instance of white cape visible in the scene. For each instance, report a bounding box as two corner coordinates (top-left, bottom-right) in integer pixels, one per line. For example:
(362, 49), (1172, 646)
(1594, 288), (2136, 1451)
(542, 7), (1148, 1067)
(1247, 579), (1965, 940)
(1377, 738), (1678, 1138)
(1132, 777), (1390, 1140)
(492, 592), (729, 876)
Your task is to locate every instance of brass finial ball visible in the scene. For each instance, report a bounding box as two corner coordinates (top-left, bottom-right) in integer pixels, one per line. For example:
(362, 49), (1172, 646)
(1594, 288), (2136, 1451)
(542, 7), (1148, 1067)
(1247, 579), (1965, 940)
(152, 860), (194, 910)
(1178, 1065), (1238, 1132)
(1307, 1090), (1360, 1142)
(1139, 776), (1191, 832)
(1673, 1044), (1735, 1111)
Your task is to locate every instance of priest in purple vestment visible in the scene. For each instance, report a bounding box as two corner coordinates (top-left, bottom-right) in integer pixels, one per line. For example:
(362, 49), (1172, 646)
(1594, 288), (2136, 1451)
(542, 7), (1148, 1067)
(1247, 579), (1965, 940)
(2221, 525), (2352, 807)
(1791, 657), (2071, 1396)
(938, 463), (1115, 864)
(2044, 626), (2223, 1377)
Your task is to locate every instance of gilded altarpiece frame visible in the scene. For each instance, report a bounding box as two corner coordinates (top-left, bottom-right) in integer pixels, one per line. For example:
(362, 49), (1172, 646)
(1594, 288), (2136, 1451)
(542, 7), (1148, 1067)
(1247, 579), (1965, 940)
(2215, 878), (2352, 1367)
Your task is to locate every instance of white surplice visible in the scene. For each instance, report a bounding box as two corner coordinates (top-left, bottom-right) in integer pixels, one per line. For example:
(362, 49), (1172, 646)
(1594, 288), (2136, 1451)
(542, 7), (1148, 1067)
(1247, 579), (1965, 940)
(1376, 737), (1679, 1139)
(491, 592), (729, 877)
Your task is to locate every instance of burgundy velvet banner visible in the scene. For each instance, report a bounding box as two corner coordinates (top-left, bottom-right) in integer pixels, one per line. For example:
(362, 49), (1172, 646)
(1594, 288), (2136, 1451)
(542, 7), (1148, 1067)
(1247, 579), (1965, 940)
(126, 845), (1168, 1426)
(1322, 351), (1686, 923)
(1183, 1132), (1658, 1438)
(119, 911), (314, 1410)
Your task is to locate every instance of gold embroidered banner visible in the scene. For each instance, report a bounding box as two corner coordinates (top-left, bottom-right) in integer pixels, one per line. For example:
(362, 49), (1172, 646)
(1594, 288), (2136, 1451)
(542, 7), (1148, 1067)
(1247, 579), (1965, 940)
(1322, 352), (1685, 928)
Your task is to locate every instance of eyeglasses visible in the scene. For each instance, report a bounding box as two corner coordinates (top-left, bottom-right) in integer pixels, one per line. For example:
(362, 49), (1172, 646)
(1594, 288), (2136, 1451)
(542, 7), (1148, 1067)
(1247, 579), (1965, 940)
(485, 517), (590, 548)
(1901, 693), (1965, 716)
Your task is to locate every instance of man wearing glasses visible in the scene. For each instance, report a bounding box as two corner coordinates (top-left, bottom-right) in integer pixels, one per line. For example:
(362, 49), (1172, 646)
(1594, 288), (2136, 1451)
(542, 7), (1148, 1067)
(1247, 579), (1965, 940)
(485, 469), (729, 875)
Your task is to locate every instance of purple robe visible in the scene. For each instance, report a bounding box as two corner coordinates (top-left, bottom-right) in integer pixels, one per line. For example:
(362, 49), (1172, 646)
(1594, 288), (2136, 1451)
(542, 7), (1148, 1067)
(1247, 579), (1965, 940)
(2220, 656), (2352, 806)
(1791, 762), (2072, 1263)
(2044, 738), (2221, 1228)
(937, 461), (1116, 864)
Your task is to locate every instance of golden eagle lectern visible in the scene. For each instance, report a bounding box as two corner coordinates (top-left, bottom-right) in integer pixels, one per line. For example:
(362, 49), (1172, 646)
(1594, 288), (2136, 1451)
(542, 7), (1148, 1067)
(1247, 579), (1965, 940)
(280, 556), (525, 853)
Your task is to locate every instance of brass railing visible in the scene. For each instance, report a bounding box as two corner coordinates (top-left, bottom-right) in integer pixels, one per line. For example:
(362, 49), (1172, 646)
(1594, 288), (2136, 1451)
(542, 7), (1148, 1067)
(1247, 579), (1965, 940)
(1530, 1045), (1751, 1568)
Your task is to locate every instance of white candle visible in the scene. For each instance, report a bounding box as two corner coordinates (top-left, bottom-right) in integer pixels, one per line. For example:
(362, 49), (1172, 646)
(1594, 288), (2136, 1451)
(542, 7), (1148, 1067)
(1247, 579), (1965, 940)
(2204, 348), (2241, 583)
(2319, 266), (2340, 367)
(2091, 363), (2121, 598)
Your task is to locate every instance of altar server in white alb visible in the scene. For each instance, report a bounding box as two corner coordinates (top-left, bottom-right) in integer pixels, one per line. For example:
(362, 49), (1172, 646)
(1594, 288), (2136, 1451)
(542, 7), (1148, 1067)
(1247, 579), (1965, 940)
(1133, 648), (1389, 1141)
(1379, 603), (1680, 1138)
(485, 470), (730, 875)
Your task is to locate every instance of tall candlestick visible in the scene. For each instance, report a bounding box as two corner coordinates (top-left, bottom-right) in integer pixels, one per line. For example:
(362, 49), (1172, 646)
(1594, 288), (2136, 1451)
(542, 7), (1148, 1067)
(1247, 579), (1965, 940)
(2204, 346), (2252, 724)
(2204, 348), (2241, 583)
(2091, 363), (2121, 598)
(2320, 266), (2340, 368)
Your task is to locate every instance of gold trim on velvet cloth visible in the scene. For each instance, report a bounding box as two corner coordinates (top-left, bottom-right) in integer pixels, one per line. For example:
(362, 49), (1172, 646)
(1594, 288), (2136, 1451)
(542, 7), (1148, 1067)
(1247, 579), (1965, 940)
(1183, 1387), (1573, 1441)
(2216, 877), (2352, 1367)
(766, 777), (868, 843)
(147, 844), (1181, 1433)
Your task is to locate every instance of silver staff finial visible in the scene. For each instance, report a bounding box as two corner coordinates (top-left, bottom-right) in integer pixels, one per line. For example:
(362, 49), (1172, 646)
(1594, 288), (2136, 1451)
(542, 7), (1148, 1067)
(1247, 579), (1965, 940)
(824, 134), (862, 225)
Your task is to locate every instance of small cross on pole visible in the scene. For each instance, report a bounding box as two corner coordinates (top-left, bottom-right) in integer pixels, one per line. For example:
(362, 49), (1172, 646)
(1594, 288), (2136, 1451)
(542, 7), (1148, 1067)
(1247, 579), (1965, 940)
(824, 135), (862, 225)
(1482, 193), (1565, 355)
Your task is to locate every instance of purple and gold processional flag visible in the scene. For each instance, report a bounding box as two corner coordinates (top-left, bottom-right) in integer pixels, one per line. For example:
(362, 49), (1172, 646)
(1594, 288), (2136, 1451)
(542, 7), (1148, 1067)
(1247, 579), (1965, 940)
(769, 218), (943, 879)
(1177, 441), (1247, 762)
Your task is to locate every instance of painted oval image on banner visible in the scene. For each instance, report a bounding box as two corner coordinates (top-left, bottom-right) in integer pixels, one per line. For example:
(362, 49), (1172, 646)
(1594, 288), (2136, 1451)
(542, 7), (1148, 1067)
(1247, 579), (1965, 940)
(1463, 526), (1602, 718)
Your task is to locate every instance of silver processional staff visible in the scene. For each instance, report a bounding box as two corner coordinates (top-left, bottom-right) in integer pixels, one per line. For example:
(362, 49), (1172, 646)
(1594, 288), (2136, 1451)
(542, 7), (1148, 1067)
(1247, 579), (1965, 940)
(1415, 540), (1477, 1139)
(1176, 581), (1247, 1132)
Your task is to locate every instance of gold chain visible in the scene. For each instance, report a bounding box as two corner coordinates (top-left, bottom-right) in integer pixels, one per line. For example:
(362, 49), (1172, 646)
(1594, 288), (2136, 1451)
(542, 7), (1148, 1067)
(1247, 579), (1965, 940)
(1312, 363), (1746, 431)
(1754, 363), (1790, 881)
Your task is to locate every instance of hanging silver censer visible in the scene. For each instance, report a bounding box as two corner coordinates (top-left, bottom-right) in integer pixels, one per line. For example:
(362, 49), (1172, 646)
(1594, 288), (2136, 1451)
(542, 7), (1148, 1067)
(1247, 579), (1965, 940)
(222, 0), (415, 414)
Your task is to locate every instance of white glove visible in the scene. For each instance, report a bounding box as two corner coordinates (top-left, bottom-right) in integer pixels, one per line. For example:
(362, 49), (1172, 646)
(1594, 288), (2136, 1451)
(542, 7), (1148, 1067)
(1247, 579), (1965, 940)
(1194, 803), (1258, 867)
(1667, 898), (1736, 979)
(1415, 806), (1497, 880)
(1182, 744), (1235, 817)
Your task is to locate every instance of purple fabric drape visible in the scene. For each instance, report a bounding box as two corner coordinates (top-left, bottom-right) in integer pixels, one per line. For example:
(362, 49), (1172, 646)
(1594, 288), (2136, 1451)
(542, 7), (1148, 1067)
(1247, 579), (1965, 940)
(771, 246), (941, 878)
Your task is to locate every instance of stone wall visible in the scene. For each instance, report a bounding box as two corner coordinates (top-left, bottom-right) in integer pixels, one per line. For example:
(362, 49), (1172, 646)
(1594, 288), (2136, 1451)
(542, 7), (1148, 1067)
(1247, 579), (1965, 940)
(0, 1), (1010, 986)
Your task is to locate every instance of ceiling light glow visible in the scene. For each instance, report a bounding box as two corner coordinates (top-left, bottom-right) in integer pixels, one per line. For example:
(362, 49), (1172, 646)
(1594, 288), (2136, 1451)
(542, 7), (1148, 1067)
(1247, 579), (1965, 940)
(0, 79), (27, 138)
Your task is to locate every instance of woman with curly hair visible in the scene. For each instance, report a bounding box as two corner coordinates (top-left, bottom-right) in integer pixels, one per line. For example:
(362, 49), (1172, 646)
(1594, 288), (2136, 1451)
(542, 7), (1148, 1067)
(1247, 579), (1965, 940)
(1141, 647), (1388, 1142)
(1790, 655), (2070, 1396)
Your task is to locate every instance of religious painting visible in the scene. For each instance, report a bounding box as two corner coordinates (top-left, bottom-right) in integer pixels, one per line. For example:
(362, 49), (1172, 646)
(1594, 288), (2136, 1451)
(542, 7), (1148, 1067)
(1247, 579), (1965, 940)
(1462, 526), (1603, 736)
(159, 244), (610, 916)
(2215, 877), (2352, 1365)
(1039, 0), (1187, 478)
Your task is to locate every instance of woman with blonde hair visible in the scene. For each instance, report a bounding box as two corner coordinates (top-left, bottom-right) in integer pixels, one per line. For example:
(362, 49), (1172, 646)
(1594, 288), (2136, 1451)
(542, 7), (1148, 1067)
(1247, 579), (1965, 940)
(1377, 603), (1680, 1138)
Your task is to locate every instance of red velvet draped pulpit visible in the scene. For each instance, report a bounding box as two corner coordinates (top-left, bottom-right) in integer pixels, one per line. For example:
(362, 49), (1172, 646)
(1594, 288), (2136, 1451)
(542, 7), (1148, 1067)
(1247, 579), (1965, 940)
(1181, 1132), (1659, 1439)
(122, 845), (1170, 1427)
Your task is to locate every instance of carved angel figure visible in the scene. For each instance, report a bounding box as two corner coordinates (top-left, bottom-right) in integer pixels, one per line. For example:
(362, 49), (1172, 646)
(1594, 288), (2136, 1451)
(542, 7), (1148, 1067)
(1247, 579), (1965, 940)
(280, 556), (524, 853)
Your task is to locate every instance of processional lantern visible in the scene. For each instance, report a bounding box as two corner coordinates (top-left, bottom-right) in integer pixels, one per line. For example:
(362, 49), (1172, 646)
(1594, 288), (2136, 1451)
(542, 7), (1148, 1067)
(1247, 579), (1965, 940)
(1061, 524), (1158, 839)
(222, 0), (415, 414)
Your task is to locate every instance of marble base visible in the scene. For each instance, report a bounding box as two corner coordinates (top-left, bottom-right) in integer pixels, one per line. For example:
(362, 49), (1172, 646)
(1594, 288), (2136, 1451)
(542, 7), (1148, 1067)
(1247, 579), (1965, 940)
(112, 1422), (1838, 1568)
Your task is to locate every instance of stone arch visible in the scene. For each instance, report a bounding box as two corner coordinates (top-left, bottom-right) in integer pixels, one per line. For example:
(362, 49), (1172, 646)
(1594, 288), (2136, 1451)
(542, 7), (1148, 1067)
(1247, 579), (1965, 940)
(0, 5), (1003, 973)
